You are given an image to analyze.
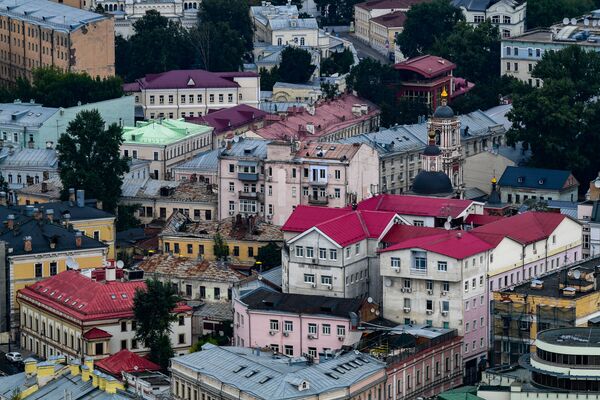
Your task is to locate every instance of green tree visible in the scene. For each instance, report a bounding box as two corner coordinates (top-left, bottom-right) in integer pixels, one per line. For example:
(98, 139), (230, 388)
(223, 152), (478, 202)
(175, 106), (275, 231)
(259, 67), (280, 91)
(449, 75), (531, 115)
(320, 81), (339, 99)
(507, 45), (600, 192)
(256, 242), (282, 269)
(527, 0), (595, 29)
(190, 22), (245, 72)
(213, 233), (230, 259)
(320, 48), (355, 76)
(9, 388), (21, 400)
(57, 110), (129, 212)
(189, 336), (219, 352)
(116, 10), (198, 81)
(0, 174), (9, 193)
(315, 0), (363, 25)
(116, 204), (142, 232)
(198, 0), (254, 52)
(133, 279), (180, 369)
(396, 0), (464, 58)
(278, 47), (316, 84)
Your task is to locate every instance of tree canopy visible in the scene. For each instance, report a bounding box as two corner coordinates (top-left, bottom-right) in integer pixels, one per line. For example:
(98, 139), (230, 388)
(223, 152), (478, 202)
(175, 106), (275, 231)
(213, 233), (230, 260)
(0, 67), (123, 108)
(115, 11), (198, 81)
(320, 48), (355, 76)
(507, 45), (600, 192)
(198, 0), (254, 52)
(190, 22), (245, 72)
(57, 110), (129, 212)
(256, 242), (282, 269)
(314, 0), (363, 25)
(133, 279), (180, 370)
(396, 0), (464, 59)
(279, 46), (316, 83)
(526, 0), (597, 29)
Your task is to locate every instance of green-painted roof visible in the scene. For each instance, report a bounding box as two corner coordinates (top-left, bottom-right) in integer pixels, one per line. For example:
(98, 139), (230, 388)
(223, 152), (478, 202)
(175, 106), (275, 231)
(439, 386), (483, 400)
(122, 119), (212, 145)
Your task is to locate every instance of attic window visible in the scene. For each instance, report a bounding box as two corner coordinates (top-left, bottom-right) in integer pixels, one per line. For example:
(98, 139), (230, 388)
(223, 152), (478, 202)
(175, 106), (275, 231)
(43, 288), (48, 293)
(517, 176), (524, 183)
(326, 372), (339, 380)
(538, 178), (545, 185)
(187, 78), (195, 86)
(333, 367), (346, 374)
(121, 293), (127, 299)
(50, 291), (55, 296)
(245, 370), (259, 378)
(354, 359), (363, 365)
(78, 304), (84, 309)
(233, 365), (247, 373)
(259, 376), (272, 384)
(64, 298), (70, 303)
(357, 357), (370, 363)
(72, 301), (77, 306)
(110, 294), (117, 300)
(340, 364), (351, 371)
(57, 295), (62, 300)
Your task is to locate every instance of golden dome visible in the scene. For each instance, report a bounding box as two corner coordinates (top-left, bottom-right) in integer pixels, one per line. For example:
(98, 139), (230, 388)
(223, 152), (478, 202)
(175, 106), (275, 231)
(491, 177), (497, 184)
(441, 88), (448, 98)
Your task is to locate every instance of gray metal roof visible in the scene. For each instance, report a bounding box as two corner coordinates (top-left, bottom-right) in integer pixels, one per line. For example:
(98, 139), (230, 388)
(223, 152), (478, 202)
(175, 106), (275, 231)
(484, 104), (512, 130)
(269, 17), (318, 30)
(0, 0), (108, 32)
(0, 148), (58, 168)
(0, 102), (57, 127)
(172, 345), (385, 399)
(219, 138), (270, 159)
(173, 149), (219, 172)
(259, 265), (282, 287)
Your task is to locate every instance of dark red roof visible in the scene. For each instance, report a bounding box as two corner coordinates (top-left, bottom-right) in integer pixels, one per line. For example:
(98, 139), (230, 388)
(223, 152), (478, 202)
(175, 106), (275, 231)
(282, 205), (351, 232)
(355, 0), (427, 10)
(380, 230), (494, 259)
(96, 349), (161, 376)
(464, 214), (504, 226)
(83, 327), (112, 340)
(186, 104), (268, 134)
(357, 194), (475, 218)
(394, 55), (456, 78)
(17, 270), (191, 322)
(370, 10), (407, 27)
(471, 211), (570, 246)
(126, 69), (258, 91)
(381, 224), (444, 244)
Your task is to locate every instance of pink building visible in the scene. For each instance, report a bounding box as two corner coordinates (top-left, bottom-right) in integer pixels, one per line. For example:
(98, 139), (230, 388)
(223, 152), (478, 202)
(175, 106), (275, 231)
(234, 287), (378, 359)
(255, 93), (381, 142)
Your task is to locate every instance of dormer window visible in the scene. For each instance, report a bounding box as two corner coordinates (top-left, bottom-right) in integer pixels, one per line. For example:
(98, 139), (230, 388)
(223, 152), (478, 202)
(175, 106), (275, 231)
(187, 77), (195, 87)
(538, 178), (545, 185)
(517, 176), (524, 183)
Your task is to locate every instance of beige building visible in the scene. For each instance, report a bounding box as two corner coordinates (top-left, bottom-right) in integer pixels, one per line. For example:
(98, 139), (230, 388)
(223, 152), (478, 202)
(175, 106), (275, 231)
(251, 3), (319, 47)
(120, 179), (218, 224)
(124, 69), (260, 120)
(369, 11), (406, 59)
(121, 119), (213, 180)
(354, 0), (424, 44)
(0, 0), (114, 84)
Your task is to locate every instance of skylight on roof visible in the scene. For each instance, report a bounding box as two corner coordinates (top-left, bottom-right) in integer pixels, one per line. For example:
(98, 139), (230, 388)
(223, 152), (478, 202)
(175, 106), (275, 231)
(259, 376), (272, 384)
(340, 364), (351, 371)
(78, 304), (84, 309)
(57, 295), (62, 300)
(245, 370), (258, 378)
(333, 367), (346, 374)
(121, 293), (127, 299)
(233, 365), (247, 373)
(43, 288), (48, 293)
(325, 372), (339, 380)
(110, 294), (116, 300)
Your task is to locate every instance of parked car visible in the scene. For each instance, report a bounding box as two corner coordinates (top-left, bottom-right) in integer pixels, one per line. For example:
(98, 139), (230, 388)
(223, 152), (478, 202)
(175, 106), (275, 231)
(5, 352), (22, 362)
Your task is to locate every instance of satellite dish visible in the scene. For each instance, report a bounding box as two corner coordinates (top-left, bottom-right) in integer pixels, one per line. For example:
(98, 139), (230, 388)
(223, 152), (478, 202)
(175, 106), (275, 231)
(66, 256), (79, 270)
(444, 221), (451, 230)
(573, 270), (581, 279)
(584, 18), (590, 26)
(563, 17), (570, 25)
(367, 296), (373, 303)
(570, 18), (577, 25)
(384, 278), (392, 287)
(116, 260), (125, 269)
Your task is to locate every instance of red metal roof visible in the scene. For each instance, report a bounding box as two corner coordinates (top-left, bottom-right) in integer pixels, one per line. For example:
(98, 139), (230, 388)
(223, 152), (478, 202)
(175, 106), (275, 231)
(381, 224), (444, 244)
(95, 349), (161, 376)
(282, 205), (351, 232)
(17, 270), (191, 322)
(370, 11), (407, 27)
(471, 211), (569, 246)
(83, 327), (112, 340)
(380, 230), (494, 259)
(394, 55), (456, 78)
(357, 194), (474, 218)
(186, 104), (268, 134)
(125, 69), (258, 91)
(464, 214), (504, 226)
(355, 0), (428, 11)
(314, 210), (398, 247)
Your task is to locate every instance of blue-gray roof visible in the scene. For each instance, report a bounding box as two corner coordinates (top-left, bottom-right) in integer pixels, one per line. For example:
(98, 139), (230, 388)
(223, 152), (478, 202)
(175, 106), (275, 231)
(219, 138), (270, 159)
(259, 265), (282, 287)
(0, 0), (108, 32)
(0, 102), (57, 127)
(484, 104), (512, 130)
(174, 149), (219, 172)
(0, 148), (58, 168)
(452, 0), (494, 11)
(498, 166), (577, 191)
(172, 345), (385, 399)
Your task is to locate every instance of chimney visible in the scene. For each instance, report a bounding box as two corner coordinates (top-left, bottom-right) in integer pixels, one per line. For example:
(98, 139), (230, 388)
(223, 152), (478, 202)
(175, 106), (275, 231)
(36, 362), (55, 387)
(46, 209), (54, 223)
(0, 191), (6, 206)
(63, 212), (71, 227)
(7, 214), (14, 230)
(76, 190), (85, 208)
(96, 200), (103, 210)
(69, 188), (76, 204)
(42, 170), (49, 180)
(75, 231), (83, 247)
(68, 359), (81, 376)
(24, 205), (34, 217)
(41, 182), (48, 193)
(24, 236), (32, 252)
(33, 207), (41, 220)
(105, 266), (116, 282)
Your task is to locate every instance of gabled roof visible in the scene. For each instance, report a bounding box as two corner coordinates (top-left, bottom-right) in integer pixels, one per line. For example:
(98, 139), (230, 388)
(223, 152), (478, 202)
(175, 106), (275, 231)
(357, 194), (475, 219)
(126, 70), (258, 91)
(394, 55), (456, 78)
(380, 224), (444, 244)
(471, 211), (572, 246)
(282, 205), (351, 232)
(370, 11), (407, 28)
(498, 166), (578, 191)
(380, 230), (494, 259)
(96, 349), (160, 376)
(187, 104), (268, 134)
(83, 327), (112, 340)
(122, 119), (213, 145)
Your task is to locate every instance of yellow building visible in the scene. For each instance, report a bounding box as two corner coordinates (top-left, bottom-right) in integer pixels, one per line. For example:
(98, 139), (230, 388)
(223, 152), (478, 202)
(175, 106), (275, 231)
(159, 212), (283, 266)
(0, 209), (107, 341)
(491, 256), (600, 366)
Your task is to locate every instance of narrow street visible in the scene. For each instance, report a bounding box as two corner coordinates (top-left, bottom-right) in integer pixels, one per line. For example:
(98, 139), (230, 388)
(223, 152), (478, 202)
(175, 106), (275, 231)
(338, 32), (392, 64)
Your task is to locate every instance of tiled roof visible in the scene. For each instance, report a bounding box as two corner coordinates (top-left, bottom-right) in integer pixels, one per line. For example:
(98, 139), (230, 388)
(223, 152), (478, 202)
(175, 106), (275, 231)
(498, 166), (578, 191)
(281, 205), (351, 232)
(357, 194), (475, 218)
(96, 349), (160, 376)
(380, 230), (494, 259)
(137, 254), (244, 283)
(241, 287), (363, 317)
(187, 104), (268, 134)
(127, 70), (257, 91)
(394, 55), (456, 78)
(17, 270), (192, 322)
(370, 10), (407, 27)
(355, 0), (428, 10)
(83, 327), (112, 340)
(471, 211), (571, 246)
(219, 137), (270, 158)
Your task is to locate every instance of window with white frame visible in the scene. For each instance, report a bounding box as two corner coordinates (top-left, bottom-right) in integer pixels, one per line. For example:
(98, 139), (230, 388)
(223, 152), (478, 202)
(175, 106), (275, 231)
(306, 247), (314, 258)
(296, 246), (304, 257)
(329, 249), (337, 260)
(337, 325), (346, 336)
(438, 261), (447, 271)
(322, 324), (331, 335)
(304, 274), (315, 284)
(413, 251), (427, 271)
(269, 320), (279, 331)
(403, 279), (411, 289)
(284, 320), (293, 332)
(308, 323), (317, 335)
(442, 281), (450, 291)
(239, 200), (257, 213)
(442, 301), (449, 312)
(319, 248), (327, 259)
(321, 275), (332, 285)
(391, 257), (400, 268)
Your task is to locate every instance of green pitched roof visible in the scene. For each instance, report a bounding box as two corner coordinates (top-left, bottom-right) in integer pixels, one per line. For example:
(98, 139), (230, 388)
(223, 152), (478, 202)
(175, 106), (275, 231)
(439, 386), (483, 400)
(122, 119), (212, 145)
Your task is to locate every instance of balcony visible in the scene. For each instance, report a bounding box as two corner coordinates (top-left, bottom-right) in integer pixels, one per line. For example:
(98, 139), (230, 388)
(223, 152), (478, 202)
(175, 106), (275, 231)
(308, 180), (328, 187)
(308, 195), (328, 205)
(238, 172), (259, 181)
(238, 191), (264, 201)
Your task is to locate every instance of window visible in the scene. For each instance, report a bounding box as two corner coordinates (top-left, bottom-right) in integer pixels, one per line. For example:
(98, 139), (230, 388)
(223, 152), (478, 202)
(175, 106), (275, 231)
(334, 188), (341, 198)
(248, 247), (254, 258)
(308, 347), (317, 358)
(464, 280), (469, 292)
(308, 323), (317, 335)
(35, 263), (42, 278)
(270, 320), (279, 331)
(503, 15), (511, 24)
(284, 345), (293, 356)
(492, 15), (500, 23)
(426, 280), (433, 291)
(442, 301), (449, 312)
(187, 244), (193, 254)
(413, 251), (426, 271)
(442, 281), (450, 292)
(121, 321), (127, 332)
(284, 320), (293, 332)
(337, 325), (346, 336)
(304, 274), (315, 284)
(50, 262), (57, 276)
(355, 243), (360, 255)
(228, 93), (233, 103)
(209, 94), (214, 103)
(426, 300), (433, 312)
(404, 279), (411, 289)
(233, 246), (240, 256)
(306, 247), (314, 258)
(214, 287), (221, 300)
(329, 249), (337, 260)
(319, 248), (327, 259)
(121, 340), (127, 350)
(474, 15), (485, 23)
(322, 324), (331, 335)
(95, 343), (104, 355)
(218, 94), (224, 103)
(178, 334), (185, 344)
(391, 257), (400, 269)
(179, 315), (185, 326)
(200, 286), (206, 298)
(153, 152), (159, 161)
(321, 275), (332, 285)
(437, 261), (447, 272)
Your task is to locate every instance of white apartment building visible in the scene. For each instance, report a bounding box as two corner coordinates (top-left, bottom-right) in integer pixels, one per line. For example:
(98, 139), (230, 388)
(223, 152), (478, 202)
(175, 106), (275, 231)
(251, 2), (319, 47)
(124, 70), (260, 120)
(452, 0), (526, 38)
